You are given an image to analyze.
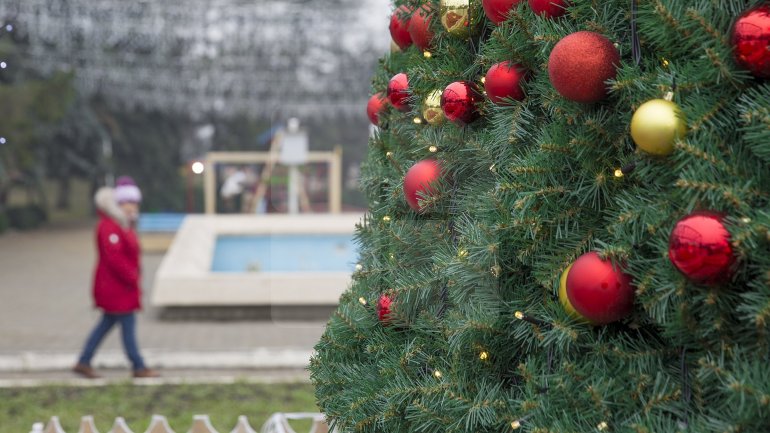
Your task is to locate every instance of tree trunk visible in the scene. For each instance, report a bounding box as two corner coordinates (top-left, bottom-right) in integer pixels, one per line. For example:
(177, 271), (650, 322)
(56, 173), (71, 210)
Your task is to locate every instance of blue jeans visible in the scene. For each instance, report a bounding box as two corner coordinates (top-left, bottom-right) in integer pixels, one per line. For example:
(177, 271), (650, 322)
(77, 313), (146, 370)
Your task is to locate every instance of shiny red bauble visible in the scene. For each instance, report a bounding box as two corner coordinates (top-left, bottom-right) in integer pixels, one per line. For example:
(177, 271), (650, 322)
(377, 294), (394, 324)
(366, 93), (388, 126)
(482, 0), (524, 25)
(566, 252), (635, 325)
(668, 211), (735, 285)
(731, 4), (770, 79)
(484, 61), (527, 105)
(387, 73), (410, 112)
(404, 159), (442, 212)
(548, 31), (620, 103)
(389, 5), (413, 50)
(408, 5), (435, 52)
(528, 0), (569, 18)
(441, 81), (483, 125)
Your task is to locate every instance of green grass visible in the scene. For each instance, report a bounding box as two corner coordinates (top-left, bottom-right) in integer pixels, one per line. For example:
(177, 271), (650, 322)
(0, 381), (318, 432)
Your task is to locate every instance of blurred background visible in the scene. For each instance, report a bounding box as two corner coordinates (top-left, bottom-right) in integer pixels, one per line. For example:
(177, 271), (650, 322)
(0, 0), (389, 221)
(0, 0), (389, 430)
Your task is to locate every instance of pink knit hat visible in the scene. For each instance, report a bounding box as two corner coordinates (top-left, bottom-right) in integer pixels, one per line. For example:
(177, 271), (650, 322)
(114, 176), (142, 204)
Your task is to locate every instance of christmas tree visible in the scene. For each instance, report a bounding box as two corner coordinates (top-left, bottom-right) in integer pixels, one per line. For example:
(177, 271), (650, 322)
(311, 1), (770, 432)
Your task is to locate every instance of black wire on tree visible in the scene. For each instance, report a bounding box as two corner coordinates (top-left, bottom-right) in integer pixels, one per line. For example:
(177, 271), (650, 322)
(631, 0), (641, 66)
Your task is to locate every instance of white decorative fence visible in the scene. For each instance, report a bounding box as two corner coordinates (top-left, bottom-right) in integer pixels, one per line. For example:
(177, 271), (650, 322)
(31, 412), (329, 433)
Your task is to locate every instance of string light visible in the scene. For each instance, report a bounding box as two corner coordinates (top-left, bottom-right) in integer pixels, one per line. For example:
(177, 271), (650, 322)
(614, 168), (624, 178)
(355, 263), (363, 271)
(741, 217), (751, 224)
(597, 421), (609, 431)
(423, 51), (432, 58)
(490, 265), (501, 277)
(428, 145), (438, 153)
(433, 370), (442, 378)
(510, 420), (521, 430)
(382, 215), (391, 223)
(0, 137), (5, 145)
(515, 311), (525, 320)
(5, 24), (12, 32)
(480, 76), (486, 84)
(386, 151), (393, 158)
(0, 62), (7, 69)
(479, 351), (489, 361)
(661, 57), (670, 68)
(457, 248), (468, 259)
(413, 117), (423, 124)
(358, 297), (367, 305)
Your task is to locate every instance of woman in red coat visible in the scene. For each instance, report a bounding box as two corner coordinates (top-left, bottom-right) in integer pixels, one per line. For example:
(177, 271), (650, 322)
(73, 177), (158, 378)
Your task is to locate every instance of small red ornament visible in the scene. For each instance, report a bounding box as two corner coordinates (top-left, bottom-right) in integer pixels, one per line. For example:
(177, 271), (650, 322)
(404, 159), (442, 212)
(408, 5), (435, 52)
(668, 211), (735, 285)
(377, 294), (393, 324)
(367, 93), (388, 126)
(484, 61), (527, 105)
(566, 252), (634, 325)
(387, 73), (410, 112)
(528, 0), (569, 18)
(441, 81), (483, 125)
(548, 31), (620, 103)
(482, 0), (524, 25)
(731, 4), (770, 79)
(389, 5), (413, 50)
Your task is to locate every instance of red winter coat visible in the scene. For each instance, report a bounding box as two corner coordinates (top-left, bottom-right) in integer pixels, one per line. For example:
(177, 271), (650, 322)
(92, 190), (142, 313)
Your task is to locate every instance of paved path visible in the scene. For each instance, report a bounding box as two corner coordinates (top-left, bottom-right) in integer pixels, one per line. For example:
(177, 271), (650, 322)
(0, 224), (327, 378)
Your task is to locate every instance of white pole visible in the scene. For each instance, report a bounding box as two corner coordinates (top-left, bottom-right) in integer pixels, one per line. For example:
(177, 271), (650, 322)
(288, 165), (300, 214)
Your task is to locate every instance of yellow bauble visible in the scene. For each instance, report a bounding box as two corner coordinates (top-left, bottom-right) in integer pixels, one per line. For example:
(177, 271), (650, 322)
(558, 264), (585, 320)
(440, 0), (477, 38)
(630, 98), (687, 156)
(422, 90), (445, 126)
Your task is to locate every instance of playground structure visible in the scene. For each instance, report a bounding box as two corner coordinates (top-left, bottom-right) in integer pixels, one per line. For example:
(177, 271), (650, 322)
(202, 148), (343, 215)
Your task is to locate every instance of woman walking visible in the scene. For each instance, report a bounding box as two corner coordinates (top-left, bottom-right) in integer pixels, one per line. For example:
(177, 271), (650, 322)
(73, 177), (158, 378)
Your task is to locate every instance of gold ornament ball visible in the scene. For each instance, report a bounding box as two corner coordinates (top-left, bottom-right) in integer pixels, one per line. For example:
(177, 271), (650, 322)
(440, 0), (476, 38)
(558, 263), (586, 321)
(422, 89), (445, 125)
(630, 98), (687, 156)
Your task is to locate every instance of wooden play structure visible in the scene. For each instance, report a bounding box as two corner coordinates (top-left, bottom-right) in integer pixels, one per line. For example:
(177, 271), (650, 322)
(202, 130), (343, 214)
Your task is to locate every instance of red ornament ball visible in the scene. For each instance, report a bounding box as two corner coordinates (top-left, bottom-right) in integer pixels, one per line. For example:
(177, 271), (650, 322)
(668, 211), (735, 285)
(566, 252), (634, 325)
(377, 294), (393, 324)
(367, 92), (388, 126)
(389, 5), (413, 50)
(408, 5), (435, 52)
(484, 61), (527, 105)
(528, 0), (569, 18)
(404, 159), (442, 212)
(731, 4), (770, 79)
(548, 31), (620, 103)
(482, 0), (523, 25)
(441, 81), (483, 125)
(387, 73), (410, 112)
